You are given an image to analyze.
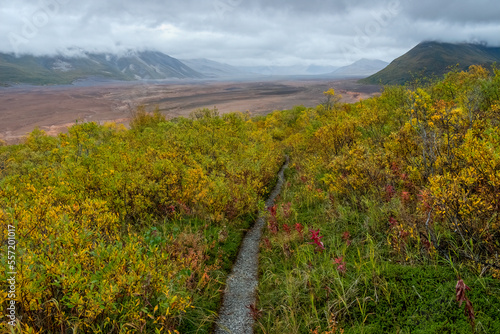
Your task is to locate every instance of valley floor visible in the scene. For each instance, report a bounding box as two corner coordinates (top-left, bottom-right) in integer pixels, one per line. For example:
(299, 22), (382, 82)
(0, 79), (380, 143)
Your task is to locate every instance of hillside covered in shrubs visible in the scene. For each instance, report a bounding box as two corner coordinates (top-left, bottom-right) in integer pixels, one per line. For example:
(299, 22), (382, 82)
(1, 65), (500, 333)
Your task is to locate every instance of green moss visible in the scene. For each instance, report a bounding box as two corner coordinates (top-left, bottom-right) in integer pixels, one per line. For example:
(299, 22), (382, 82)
(340, 264), (500, 333)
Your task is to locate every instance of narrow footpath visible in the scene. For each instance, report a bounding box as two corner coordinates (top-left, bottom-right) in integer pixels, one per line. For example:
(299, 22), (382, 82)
(214, 156), (289, 334)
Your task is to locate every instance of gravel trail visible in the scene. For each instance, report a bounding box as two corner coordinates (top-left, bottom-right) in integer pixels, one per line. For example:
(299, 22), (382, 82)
(214, 156), (289, 334)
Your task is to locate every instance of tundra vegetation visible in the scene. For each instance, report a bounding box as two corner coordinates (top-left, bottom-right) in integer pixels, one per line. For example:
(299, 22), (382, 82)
(1, 65), (500, 333)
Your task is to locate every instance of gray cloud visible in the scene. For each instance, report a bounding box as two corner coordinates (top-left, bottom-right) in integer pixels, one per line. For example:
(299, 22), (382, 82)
(404, 0), (500, 24)
(1, 0), (499, 66)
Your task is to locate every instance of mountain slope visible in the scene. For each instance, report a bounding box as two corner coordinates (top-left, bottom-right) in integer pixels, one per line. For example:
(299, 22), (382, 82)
(0, 53), (126, 85)
(180, 58), (248, 78)
(0, 51), (204, 85)
(362, 41), (500, 85)
(112, 51), (203, 80)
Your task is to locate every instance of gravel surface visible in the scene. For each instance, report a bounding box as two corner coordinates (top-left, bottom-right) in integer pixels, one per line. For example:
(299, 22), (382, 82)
(215, 156), (289, 334)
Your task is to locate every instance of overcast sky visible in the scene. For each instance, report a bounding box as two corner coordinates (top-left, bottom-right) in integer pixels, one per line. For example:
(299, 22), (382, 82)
(1, 0), (499, 66)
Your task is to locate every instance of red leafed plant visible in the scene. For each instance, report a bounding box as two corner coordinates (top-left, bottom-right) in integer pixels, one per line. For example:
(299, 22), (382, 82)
(282, 223), (291, 235)
(390, 161), (400, 174)
(309, 228), (325, 252)
(263, 237), (272, 250)
(417, 189), (433, 213)
(333, 256), (346, 274)
(388, 216), (398, 229)
(268, 220), (279, 235)
(295, 223), (304, 239)
(267, 204), (279, 234)
(177, 201), (191, 214)
(342, 231), (352, 246)
(268, 204), (277, 219)
(247, 303), (263, 320)
(401, 191), (411, 202)
(281, 202), (292, 219)
(456, 279), (475, 328)
(385, 184), (396, 201)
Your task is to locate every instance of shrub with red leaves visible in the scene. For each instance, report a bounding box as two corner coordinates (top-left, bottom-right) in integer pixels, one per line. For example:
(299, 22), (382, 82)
(399, 229), (410, 241)
(263, 238), (272, 250)
(247, 303), (262, 320)
(268, 204), (277, 220)
(385, 185), (396, 201)
(417, 190), (433, 213)
(281, 202), (292, 219)
(388, 217), (398, 228)
(309, 228), (325, 252)
(177, 201), (191, 214)
(342, 231), (352, 246)
(268, 220), (279, 235)
(390, 161), (400, 174)
(456, 279), (475, 328)
(268, 204), (279, 234)
(421, 237), (431, 252)
(282, 223), (291, 235)
(295, 223), (304, 239)
(333, 256), (346, 274)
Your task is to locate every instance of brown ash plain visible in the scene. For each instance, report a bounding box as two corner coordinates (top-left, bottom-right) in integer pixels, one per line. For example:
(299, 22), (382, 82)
(0, 78), (380, 143)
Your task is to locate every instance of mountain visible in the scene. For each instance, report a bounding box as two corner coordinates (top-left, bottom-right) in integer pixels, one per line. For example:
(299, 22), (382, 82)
(362, 41), (500, 85)
(0, 50), (204, 85)
(107, 51), (204, 80)
(180, 58), (249, 78)
(329, 58), (388, 78)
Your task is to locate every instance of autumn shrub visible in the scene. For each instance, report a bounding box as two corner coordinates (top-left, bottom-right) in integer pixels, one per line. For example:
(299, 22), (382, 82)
(257, 65), (500, 333)
(129, 105), (166, 130)
(0, 107), (284, 333)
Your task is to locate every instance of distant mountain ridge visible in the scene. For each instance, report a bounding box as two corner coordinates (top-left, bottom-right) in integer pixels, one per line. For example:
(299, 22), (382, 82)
(0, 51), (204, 85)
(328, 58), (388, 78)
(1, 49), (392, 86)
(236, 59), (387, 77)
(362, 41), (500, 85)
